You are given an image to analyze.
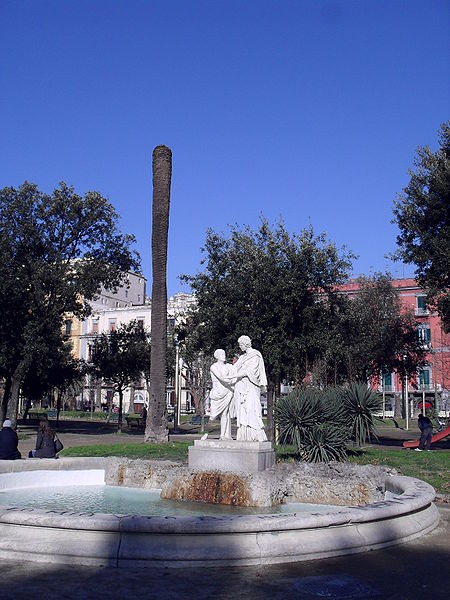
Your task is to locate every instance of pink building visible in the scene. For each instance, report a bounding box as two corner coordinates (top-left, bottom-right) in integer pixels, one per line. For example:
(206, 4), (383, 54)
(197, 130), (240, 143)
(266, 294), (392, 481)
(339, 278), (449, 417)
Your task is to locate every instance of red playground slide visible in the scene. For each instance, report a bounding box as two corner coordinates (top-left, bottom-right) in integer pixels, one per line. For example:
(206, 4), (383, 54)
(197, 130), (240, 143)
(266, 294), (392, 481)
(403, 426), (450, 449)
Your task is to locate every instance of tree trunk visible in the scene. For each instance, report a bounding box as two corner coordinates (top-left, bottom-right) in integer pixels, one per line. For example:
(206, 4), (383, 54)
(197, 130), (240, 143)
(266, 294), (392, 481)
(1, 375), (12, 423)
(266, 380), (275, 442)
(394, 391), (402, 418)
(56, 389), (62, 426)
(7, 367), (22, 429)
(128, 384), (135, 414)
(118, 388), (123, 433)
(23, 398), (31, 421)
(145, 145), (172, 443)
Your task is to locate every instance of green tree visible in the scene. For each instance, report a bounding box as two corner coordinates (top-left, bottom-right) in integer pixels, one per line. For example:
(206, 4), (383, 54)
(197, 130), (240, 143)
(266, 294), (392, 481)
(182, 218), (354, 440)
(21, 341), (84, 424)
(90, 321), (150, 431)
(342, 274), (426, 383)
(310, 274), (426, 388)
(177, 323), (212, 427)
(0, 181), (140, 425)
(305, 291), (352, 387)
(392, 122), (450, 331)
(145, 146), (172, 443)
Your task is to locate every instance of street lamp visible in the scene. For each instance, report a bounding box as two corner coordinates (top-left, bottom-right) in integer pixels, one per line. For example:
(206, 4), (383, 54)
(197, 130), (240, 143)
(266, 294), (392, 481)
(403, 354), (409, 431)
(172, 334), (180, 434)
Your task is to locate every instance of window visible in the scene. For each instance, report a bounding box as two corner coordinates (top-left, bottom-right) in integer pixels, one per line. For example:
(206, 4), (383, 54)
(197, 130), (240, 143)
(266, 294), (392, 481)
(125, 290), (128, 298)
(65, 320), (72, 335)
(417, 326), (431, 345)
(417, 296), (427, 309)
(137, 319), (144, 330)
(382, 373), (392, 386)
(419, 368), (431, 388)
(109, 320), (116, 332)
(92, 321), (98, 334)
(137, 294), (141, 303)
(416, 296), (429, 315)
(382, 372), (394, 391)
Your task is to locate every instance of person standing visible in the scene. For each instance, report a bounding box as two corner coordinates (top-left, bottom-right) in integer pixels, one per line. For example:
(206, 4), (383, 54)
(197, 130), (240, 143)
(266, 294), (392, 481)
(140, 405), (148, 426)
(416, 413), (433, 451)
(0, 420), (21, 460)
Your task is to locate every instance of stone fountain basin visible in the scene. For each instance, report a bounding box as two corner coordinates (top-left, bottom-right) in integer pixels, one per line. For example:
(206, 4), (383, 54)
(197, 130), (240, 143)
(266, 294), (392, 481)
(0, 457), (440, 567)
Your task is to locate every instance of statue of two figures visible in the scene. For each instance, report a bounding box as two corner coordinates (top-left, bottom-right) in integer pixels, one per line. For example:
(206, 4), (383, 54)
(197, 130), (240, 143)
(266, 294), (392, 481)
(209, 335), (267, 442)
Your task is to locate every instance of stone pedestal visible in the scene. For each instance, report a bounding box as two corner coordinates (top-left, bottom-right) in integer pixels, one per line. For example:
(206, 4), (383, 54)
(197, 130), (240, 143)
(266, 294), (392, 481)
(188, 439), (275, 473)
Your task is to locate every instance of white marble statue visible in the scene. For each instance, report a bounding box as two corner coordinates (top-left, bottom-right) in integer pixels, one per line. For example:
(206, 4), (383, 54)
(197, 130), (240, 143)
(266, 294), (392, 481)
(209, 349), (235, 440)
(232, 335), (268, 442)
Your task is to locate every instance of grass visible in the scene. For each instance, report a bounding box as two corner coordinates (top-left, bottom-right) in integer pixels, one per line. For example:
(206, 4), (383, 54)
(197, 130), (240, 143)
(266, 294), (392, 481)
(347, 447), (449, 496)
(25, 409), (111, 421)
(61, 441), (191, 462)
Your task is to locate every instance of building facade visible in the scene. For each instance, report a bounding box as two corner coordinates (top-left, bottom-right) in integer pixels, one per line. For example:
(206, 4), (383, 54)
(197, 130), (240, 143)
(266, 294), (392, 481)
(73, 283), (196, 415)
(339, 278), (449, 417)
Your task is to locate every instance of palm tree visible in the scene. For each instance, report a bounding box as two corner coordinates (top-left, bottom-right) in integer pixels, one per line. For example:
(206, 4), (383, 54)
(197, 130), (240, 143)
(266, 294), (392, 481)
(145, 145), (172, 443)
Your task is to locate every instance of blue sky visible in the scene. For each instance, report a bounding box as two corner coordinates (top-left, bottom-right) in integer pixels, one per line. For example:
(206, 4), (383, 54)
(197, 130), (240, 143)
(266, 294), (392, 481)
(1, 0), (448, 296)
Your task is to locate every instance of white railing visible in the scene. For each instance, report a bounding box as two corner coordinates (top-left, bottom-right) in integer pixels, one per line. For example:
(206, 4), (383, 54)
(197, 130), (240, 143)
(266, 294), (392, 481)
(415, 383), (441, 391)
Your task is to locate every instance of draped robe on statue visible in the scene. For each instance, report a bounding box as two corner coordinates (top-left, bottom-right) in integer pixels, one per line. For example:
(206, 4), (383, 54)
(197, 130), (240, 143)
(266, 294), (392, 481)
(233, 348), (267, 442)
(209, 361), (235, 439)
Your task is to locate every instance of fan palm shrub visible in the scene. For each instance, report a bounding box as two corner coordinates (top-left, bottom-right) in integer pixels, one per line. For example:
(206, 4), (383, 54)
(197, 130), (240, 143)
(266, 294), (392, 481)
(275, 387), (349, 462)
(338, 382), (381, 446)
(275, 388), (322, 450)
(301, 423), (349, 463)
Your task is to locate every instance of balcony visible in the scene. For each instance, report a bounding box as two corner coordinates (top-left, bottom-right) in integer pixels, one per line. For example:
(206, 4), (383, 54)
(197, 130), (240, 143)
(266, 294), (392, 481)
(415, 383), (441, 392)
(419, 342), (432, 351)
(415, 307), (429, 316)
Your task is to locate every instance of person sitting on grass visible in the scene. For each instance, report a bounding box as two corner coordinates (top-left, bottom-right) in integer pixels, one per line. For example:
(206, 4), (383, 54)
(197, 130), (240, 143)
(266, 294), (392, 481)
(0, 420), (21, 460)
(415, 413), (433, 452)
(29, 419), (56, 458)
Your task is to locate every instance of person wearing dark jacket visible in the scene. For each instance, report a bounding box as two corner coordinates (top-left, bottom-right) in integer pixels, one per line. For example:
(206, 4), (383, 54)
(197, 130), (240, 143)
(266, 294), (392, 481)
(30, 419), (56, 458)
(416, 413), (433, 451)
(0, 420), (21, 460)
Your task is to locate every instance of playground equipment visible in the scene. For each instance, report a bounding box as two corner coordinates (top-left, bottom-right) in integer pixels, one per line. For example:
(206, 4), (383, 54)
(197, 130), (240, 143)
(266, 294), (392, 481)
(403, 426), (450, 449)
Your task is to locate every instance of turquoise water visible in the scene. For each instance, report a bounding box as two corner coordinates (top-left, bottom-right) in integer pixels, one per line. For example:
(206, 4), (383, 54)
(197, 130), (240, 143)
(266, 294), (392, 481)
(0, 485), (338, 517)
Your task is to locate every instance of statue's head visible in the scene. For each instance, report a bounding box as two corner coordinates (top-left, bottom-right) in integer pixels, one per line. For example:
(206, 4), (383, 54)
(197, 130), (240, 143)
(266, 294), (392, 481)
(214, 349), (226, 362)
(238, 335), (252, 351)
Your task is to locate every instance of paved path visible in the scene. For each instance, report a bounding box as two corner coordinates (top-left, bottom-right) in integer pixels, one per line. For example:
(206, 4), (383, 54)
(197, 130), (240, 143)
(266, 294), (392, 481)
(0, 505), (448, 599)
(17, 417), (223, 457)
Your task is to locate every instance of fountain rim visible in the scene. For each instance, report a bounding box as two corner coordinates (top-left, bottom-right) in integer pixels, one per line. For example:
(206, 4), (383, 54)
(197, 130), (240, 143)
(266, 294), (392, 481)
(0, 458), (437, 534)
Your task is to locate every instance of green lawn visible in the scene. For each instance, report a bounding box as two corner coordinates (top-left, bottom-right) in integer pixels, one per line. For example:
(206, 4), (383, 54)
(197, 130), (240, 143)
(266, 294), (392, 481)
(62, 441), (191, 461)
(347, 447), (449, 496)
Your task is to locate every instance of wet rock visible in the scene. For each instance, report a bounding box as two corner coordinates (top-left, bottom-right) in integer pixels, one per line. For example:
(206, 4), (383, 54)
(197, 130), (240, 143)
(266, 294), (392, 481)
(104, 458), (395, 508)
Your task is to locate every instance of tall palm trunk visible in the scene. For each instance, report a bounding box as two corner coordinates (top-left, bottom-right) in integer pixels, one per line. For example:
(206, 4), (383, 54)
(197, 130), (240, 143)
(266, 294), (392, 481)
(145, 145), (172, 443)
